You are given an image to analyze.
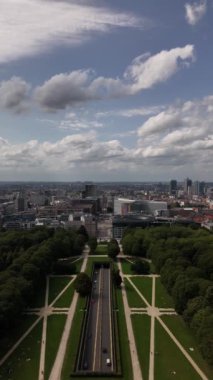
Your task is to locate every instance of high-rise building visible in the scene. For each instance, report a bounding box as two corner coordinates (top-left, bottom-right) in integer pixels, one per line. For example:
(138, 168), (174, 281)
(184, 178), (192, 195)
(15, 192), (27, 212)
(82, 183), (97, 198)
(192, 181), (206, 196)
(169, 180), (177, 195)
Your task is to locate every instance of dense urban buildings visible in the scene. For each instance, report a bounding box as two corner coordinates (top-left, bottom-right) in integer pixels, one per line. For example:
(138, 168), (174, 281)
(0, 179), (213, 236)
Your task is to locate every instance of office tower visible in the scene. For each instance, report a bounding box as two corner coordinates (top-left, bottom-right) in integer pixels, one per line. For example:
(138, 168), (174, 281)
(82, 183), (97, 198)
(169, 180), (177, 195)
(184, 178), (192, 195)
(193, 181), (206, 196)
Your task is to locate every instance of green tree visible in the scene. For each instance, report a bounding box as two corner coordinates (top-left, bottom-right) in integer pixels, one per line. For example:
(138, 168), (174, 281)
(112, 269), (122, 287)
(73, 272), (92, 296)
(131, 259), (150, 274)
(88, 237), (97, 254)
(107, 239), (120, 260)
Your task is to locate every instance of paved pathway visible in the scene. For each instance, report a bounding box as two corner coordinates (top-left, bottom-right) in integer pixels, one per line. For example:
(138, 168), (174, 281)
(117, 261), (143, 380)
(149, 276), (155, 380)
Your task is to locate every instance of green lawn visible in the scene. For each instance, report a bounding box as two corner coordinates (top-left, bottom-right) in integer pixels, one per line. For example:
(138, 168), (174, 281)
(120, 258), (133, 274)
(155, 277), (174, 308)
(48, 276), (71, 305)
(0, 319), (42, 380)
(45, 314), (67, 379)
(94, 244), (108, 255)
(124, 278), (147, 308)
(53, 282), (75, 308)
(131, 277), (152, 305)
(161, 315), (213, 380)
(29, 279), (46, 308)
(71, 257), (83, 273)
(0, 315), (38, 360)
(61, 296), (87, 380)
(155, 319), (202, 380)
(132, 314), (151, 380)
(115, 288), (133, 380)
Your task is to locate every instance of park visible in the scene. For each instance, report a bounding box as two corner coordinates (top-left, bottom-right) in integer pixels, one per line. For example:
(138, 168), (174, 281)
(0, 238), (212, 380)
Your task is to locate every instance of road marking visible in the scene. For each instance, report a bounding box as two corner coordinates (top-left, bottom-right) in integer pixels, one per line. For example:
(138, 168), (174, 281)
(148, 276), (155, 380)
(93, 268), (102, 371)
(98, 269), (103, 370)
(109, 267), (113, 371)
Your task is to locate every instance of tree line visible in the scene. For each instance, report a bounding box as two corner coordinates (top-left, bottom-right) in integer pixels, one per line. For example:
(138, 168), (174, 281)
(0, 227), (86, 335)
(122, 225), (213, 365)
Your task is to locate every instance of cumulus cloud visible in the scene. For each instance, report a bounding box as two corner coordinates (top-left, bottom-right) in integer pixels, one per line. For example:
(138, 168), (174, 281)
(185, 1), (207, 25)
(124, 45), (195, 92)
(35, 45), (195, 111)
(34, 70), (96, 111)
(138, 111), (182, 137)
(135, 95), (213, 170)
(0, 132), (131, 173)
(0, 93), (213, 179)
(0, 77), (30, 113)
(0, 0), (142, 64)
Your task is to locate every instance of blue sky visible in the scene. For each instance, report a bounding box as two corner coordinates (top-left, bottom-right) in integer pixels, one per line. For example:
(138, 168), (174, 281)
(0, 0), (212, 181)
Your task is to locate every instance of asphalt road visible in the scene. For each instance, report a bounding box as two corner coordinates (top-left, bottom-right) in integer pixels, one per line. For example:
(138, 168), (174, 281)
(79, 265), (113, 373)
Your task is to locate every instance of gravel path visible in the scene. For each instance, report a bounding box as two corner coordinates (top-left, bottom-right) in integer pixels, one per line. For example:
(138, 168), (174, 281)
(117, 260), (143, 380)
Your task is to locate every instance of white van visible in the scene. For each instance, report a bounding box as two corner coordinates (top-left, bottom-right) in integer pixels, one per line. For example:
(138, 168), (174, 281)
(106, 358), (111, 366)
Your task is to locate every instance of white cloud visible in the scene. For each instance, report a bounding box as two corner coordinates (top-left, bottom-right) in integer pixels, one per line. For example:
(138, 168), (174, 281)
(34, 45), (195, 111)
(135, 95), (213, 170)
(0, 0), (142, 64)
(138, 110), (182, 136)
(0, 132), (131, 173)
(124, 45), (195, 92)
(96, 105), (165, 118)
(185, 1), (207, 25)
(34, 70), (96, 111)
(0, 77), (30, 113)
(0, 92), (212, 179)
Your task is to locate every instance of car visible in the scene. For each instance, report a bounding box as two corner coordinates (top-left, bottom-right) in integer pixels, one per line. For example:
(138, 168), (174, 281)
(106, 358), (111, 366)
(83, 362), (88, 369)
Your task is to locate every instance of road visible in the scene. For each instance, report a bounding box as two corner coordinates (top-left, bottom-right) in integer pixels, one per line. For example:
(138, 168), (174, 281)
(79, 265), (114, 373)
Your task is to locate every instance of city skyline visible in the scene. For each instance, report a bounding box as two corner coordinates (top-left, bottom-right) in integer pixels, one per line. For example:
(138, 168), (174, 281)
(0, 0), (213, 181)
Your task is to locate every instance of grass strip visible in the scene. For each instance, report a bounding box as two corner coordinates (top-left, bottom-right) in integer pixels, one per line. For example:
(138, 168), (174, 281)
(161, 315), (213, 380)
(124, 278), (147, 308)
(0, 319), (42, 380)
(45, 314), (67, 380)
(53, 282), (75, 308)
(155, 277), (174, 308)
(131, 314), (151, 380)
(48, 276), (71, 305)
(131, 277), (152, 305)
(94, 245), (108, 255)
(155, 318), (201, 380)
(116, 288), (133, 380)
(61, 296), (87, 380)
(0, 315), (38, 360)
(120, 259), (133, 275)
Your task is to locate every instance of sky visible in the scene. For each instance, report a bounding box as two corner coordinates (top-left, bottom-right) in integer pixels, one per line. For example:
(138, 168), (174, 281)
(0, 0), (212, 182)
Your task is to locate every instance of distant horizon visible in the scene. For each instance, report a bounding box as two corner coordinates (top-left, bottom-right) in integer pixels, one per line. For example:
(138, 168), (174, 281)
(0, 1), (212, 180)
(0, 179), (212, 184)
